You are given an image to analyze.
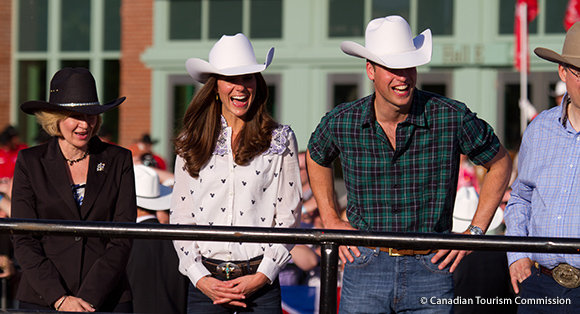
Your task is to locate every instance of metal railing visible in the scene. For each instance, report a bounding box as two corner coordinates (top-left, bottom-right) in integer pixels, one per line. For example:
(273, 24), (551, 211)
(2, 218), (580, 313)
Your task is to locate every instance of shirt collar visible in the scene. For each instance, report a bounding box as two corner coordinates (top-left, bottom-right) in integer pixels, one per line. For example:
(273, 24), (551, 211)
(361, 90), (429, 129)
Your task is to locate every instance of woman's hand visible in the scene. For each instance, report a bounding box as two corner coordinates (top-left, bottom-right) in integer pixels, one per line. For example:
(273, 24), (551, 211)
(0, 255), (14, 279)
(55, 295), (95, 312)
(197, 276), (246, 308)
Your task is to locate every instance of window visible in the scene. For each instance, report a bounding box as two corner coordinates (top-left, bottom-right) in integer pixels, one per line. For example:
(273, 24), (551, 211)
(18, 0), (48, 52)
(499, 0), (568, 35)
(169, 0), (283, 40)
(250, 0), (283, 38)
(417, 0), (454, 36)
(170, 0), (202, 40)
(209, 0), (243, 39)
(104, 0), (122, 51)
(61, 0), (91, 51)
(18, 61), (47, 143)
(372, 0), (410, 21)
(328, 0), (365, 37)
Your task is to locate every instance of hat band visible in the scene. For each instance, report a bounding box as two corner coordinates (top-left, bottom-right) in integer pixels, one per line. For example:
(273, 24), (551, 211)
(57, 101), (100, 107)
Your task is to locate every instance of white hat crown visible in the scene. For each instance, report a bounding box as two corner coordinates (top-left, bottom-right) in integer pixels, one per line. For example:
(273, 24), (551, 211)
(186, 33), (274, 83)
(340, 15), (432, 69)
(134, 165), (173, 211)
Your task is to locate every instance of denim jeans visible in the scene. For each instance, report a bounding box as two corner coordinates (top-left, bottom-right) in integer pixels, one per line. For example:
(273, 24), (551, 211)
(518, 264), (580, 314)
(339, 246), (454, 314)
(187, 278), (282, 314)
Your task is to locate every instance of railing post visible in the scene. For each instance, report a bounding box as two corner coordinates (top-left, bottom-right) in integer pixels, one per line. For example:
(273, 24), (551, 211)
(320, 242), (339, 314)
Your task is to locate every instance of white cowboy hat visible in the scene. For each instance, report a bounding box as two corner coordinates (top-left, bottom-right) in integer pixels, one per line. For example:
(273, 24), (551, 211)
(185, 33), (274, 83)
(134, 165), (173, 211)
(452, 186), (504, 234)
(340, 15), (432, 69)
(550, 80), (567, 97)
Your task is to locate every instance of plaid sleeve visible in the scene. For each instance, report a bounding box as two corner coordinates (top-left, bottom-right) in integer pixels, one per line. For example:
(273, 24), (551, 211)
(307, 111), (341, 168)
(459, 110), (501, 166)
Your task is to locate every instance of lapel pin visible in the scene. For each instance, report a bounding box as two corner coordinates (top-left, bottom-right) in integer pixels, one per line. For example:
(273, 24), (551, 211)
(97, 163), (105, 172)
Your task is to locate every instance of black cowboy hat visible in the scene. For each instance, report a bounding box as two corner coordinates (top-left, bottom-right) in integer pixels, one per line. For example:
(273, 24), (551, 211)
(20, 67), (125, 115)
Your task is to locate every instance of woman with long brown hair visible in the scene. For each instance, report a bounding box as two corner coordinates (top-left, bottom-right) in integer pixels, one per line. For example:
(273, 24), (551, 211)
(170, 33), (302, 314)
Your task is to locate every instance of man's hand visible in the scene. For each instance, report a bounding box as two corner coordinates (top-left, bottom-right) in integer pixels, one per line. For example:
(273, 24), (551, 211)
(323, 217), (361, 264)
(430, 249), (471, 273)
(509, 257), (533, 294)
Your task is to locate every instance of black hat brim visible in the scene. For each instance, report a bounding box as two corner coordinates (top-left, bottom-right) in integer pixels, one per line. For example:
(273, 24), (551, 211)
(20, 97), (126, 115)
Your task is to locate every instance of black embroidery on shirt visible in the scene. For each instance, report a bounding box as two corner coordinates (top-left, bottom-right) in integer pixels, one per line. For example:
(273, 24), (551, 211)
(251, 200), (256, 204)
(261, 217), (266, 222)
(181, 196), (186, 201)
(261, 247), (265, 251)
(263, 188), (267, 192)
(169, 210), (173, 215)
(291, 210), (295, 215)
(210, 193), (215, 198)
(199, 207), (204, 211)
(256, 170), (261, 175)
(242, 181), (247, 186)
(208, 222), (213, 226)
(289, 182), (294, 186)
(210, 165), (214, 169)
(269, 243), (273, 247)
(240, 211), (244, 216)
(221, 208), (226, 212)
(274, 173), (278, 177)
(221, 179), (226, 184)
(184, 251), (189, 255)
(182, 165), (186, 171)
(272, 258), (277, 262)
(268, 159), (272, 163)
(289, 152), (294, 157)
(191, 213), (195, 217)
(278, 197), (282, 202)
(278, 222), (283, 226)
(273, 203), (276, 208)
(180, 247), (184, 251)
(190, 190), (194, 194)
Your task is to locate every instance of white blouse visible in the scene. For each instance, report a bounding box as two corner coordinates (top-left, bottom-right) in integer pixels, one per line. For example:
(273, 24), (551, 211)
(171, 116), (302, 286)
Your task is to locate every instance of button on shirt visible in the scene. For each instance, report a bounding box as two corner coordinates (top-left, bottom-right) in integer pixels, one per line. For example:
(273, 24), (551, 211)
(506, 100), (580, 269)
(308, 90), (500, 233)
(171, 117), (302, 286)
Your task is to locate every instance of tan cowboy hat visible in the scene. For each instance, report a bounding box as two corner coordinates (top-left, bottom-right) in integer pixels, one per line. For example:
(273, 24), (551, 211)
(20, 67), (125, 115)
(340, 15), (432, 69)
(185, 33), (274, 84)
(535, 22), (580, 68)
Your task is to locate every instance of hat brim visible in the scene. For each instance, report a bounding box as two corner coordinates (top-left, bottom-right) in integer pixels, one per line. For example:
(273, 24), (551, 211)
(21, 97), (126, 115)
(186, 47), (275, 83)
(534, 47), (580, 69)
(340, 29), (432, 69)
(136, 184), (173, 211)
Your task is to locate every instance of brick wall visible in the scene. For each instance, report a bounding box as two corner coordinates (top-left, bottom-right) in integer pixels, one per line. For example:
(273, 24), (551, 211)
(119, 0), (154, 147)
(0, 0), (12, 130)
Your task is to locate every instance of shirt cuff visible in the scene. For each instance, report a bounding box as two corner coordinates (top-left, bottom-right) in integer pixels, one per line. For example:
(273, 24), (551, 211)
(507, 252), (530, 266)
(257, 258), (281, 284)
(187, 262), (211, 287)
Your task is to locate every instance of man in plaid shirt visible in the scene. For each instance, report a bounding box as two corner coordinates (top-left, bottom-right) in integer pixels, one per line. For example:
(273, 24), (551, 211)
(307, 16), (512, 313)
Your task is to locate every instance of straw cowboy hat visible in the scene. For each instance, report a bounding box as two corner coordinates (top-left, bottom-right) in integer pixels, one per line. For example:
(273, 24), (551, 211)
(21, 67), (125, 115)
(452, 186), (504, 234)
(134, 165), (173, 211)
(535, 22), (580, 68)
(340, 15), (432, 69)
(185, 33), (274, 83)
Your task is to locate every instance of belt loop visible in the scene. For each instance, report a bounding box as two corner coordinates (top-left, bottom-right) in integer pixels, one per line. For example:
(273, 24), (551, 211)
(374, 247), (380, 256)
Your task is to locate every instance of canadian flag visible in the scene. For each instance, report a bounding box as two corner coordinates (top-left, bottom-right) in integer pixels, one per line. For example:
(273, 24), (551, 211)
(514, 0), (539, 72)
(565, 0), (580, 31)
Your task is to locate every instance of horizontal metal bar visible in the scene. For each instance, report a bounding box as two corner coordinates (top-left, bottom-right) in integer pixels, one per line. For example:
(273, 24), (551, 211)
(2, 218), (580, 254)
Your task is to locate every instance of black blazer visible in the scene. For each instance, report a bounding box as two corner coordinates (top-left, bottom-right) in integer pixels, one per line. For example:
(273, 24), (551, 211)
(126, 217), (188, 314)
(11, 136), (136, 311)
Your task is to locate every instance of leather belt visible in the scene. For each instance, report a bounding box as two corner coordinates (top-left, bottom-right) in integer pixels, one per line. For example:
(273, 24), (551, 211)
(202, 255), (262, 280)
(365, 247), (438, 256)
(535, 262), (580, 288)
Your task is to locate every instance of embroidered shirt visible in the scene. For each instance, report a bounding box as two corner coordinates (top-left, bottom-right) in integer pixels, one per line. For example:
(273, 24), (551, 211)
(308, 90), (500, 233)
(171, 116), (302, 286)
(506, 98), (580, 268)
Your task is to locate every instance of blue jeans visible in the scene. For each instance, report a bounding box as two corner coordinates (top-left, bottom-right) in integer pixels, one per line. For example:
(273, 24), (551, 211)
(187, 278), (282, 314)
(339, 247), (454, 314)
(518, 264), (580, 314)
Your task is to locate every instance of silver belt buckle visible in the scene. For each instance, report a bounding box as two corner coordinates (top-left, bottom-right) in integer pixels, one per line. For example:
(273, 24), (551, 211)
(553, 263), (580, 288)
(216, 262), (242, 280)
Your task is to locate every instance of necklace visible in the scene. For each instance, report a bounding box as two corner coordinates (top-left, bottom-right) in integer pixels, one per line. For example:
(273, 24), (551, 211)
(64, 151), (88, 166)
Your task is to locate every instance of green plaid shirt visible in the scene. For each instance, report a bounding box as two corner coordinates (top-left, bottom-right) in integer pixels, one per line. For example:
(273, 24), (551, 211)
(308, 90), (500, 233)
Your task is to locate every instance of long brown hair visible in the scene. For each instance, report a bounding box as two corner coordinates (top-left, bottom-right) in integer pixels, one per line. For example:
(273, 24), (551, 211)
(174, 73), (278, 178)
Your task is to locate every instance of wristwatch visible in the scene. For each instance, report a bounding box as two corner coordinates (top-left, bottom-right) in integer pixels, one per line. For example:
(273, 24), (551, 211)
(467, 224), (484, 235)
